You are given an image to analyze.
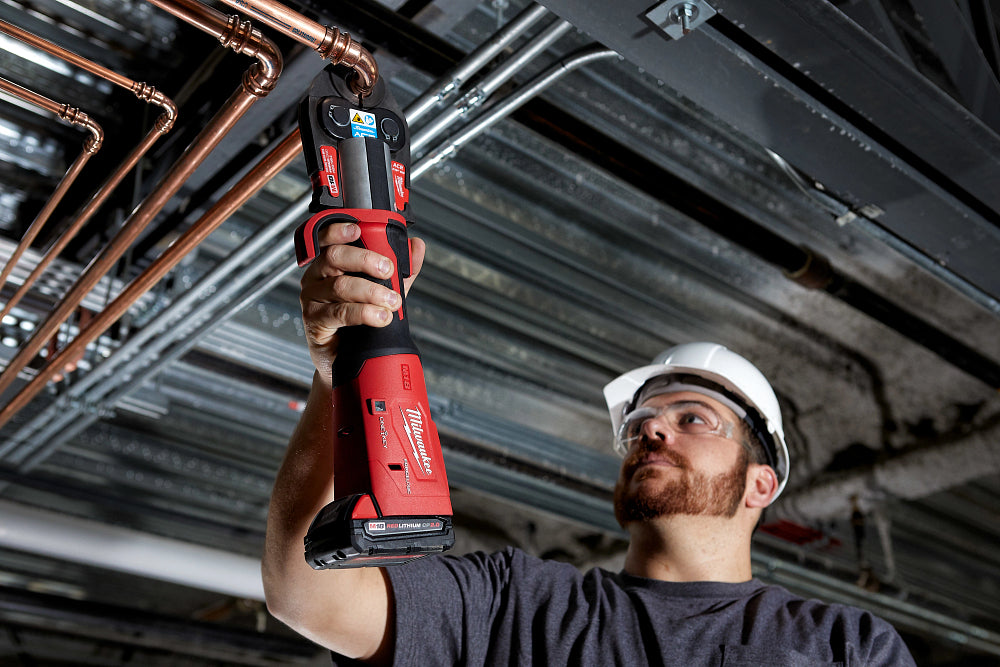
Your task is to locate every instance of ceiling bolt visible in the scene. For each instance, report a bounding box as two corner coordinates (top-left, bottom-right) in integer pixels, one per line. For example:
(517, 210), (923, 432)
(669, 2), (699, 35)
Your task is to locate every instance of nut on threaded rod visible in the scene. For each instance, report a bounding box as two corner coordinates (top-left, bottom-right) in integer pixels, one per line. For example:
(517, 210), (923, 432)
(670, 2), (698, 35)
(645, 0), (716, 40)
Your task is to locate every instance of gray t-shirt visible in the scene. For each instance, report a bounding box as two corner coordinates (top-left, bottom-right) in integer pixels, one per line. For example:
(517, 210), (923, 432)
(333, 546), (916, 666)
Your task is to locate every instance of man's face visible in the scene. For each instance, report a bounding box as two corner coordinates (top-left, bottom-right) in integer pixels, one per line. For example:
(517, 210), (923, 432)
(613, 391), (749, 526)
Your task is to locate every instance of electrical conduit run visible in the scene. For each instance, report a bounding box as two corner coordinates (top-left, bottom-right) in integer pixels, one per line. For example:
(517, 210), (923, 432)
(404, 2), (552, 123)
(413, 46), (620, 178)
(409, 17), (575, 156)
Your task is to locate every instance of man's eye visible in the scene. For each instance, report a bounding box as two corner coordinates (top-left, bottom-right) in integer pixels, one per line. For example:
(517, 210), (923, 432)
(678, 412), (708, 425)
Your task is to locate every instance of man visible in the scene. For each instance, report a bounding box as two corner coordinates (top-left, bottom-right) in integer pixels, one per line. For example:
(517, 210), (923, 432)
(263, 221), (916, 665)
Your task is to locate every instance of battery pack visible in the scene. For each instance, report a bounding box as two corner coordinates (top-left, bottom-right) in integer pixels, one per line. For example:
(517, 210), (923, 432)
(304, 493), (455, 568)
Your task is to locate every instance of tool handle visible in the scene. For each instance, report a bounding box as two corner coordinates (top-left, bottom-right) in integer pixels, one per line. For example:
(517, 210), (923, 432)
(293, 208), (416, 382)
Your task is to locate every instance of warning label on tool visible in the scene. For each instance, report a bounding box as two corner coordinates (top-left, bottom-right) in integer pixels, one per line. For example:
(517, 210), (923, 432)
(350, 109), (377, 138)
(319, 145), (340, 198)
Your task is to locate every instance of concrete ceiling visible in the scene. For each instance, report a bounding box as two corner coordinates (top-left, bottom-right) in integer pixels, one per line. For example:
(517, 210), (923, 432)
(0, 0), (999, 663)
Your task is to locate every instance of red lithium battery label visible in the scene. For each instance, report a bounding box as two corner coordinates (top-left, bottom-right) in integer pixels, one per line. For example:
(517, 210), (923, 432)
(391, 161), (409, 211)
(320, 145), (340, 198)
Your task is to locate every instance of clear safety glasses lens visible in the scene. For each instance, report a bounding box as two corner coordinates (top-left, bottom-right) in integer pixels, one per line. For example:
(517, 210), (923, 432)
(615, 401), (734, 454)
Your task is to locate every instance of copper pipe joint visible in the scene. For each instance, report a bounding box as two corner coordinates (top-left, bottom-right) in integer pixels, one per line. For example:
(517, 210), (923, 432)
(318, 26), (378, 96)
(130, 83), (178, 132)
(57, 106), (103, 153)
(0, 0), (284, 419)
(211, 0), (378, 95)
(220, 15), (281, 96)
(147, 0), (281, 96)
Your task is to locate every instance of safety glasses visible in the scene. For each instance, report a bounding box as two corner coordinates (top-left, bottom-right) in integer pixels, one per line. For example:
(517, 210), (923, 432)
(615, 400), (735, 455)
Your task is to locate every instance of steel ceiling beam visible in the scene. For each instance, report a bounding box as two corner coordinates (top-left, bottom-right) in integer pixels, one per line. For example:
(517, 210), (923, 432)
(539, 0), (1000, 303)
(908, 0), (1000, 129)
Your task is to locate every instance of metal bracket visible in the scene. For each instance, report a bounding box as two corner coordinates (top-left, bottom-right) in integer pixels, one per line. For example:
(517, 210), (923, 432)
(645, 0), (717, 40)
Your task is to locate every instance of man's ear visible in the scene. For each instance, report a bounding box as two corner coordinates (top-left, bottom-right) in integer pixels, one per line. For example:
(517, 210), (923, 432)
(746, 464), (778, 508)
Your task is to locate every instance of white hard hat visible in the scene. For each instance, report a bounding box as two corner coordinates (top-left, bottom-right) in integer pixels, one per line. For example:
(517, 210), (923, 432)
(603, 342), (789, 501)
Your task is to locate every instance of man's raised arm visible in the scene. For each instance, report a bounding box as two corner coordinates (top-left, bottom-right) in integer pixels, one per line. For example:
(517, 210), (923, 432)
(261, 220), (425, 663)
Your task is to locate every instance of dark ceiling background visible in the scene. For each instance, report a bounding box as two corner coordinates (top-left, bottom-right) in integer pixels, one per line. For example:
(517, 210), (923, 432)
(0, 0), (999, 664)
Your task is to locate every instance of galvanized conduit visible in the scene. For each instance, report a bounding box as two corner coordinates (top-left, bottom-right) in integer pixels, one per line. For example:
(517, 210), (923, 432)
(409, 17), (575, 156)
(414, 46), (620, 178)
(0, 77), (102, 295)
(0, 0), (283, 425)
(0, 19), (178, 322)
(404, 2), (551, 122)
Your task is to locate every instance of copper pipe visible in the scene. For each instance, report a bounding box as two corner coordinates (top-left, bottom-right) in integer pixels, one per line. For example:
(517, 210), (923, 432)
(0, 77), (102, 296)
(0, 20), (178, 320)
(214, 0), (377, 96)
(0, 0), (281, 404)
(0, 19), (178, 129)
(0, 129), (302, 429)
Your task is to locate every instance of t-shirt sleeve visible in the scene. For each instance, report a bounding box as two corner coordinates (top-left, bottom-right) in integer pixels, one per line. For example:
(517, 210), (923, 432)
(377, 549), (516, 666)
(862, 614), (918, 666)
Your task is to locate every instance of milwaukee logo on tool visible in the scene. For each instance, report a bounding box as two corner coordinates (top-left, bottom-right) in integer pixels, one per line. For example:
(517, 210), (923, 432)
(400, 406), (433, 476)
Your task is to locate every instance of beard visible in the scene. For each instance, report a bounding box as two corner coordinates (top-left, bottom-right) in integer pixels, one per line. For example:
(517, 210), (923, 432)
(613, 443), (749, 527)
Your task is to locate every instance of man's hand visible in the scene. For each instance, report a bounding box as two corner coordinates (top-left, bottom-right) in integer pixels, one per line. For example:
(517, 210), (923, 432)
(298, 221), (426, 386)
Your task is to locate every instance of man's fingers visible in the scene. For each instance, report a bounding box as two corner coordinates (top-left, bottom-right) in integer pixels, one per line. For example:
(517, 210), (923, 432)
(313, 243), (393, 282)
(316, 221), (360, 246)
(300, 274), (399, 331)
(302, 300), (394, 337)
(302, 273), (400, 311)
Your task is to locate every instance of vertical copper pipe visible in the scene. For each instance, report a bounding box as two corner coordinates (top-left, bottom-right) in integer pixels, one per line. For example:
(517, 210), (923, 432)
(0, 20), (178, 320)
(0, 77), (103, 295)
(0, 129), (302, 429)
(0, 0), (281, 404)
(214, 0), (377, 95)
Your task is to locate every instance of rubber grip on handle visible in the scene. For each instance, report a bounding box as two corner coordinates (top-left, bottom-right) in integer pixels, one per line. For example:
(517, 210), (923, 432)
(294, 208), (409, 268)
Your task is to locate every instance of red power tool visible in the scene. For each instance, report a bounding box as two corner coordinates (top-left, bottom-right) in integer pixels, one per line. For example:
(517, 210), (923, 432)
(294, 64), (454, 568)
